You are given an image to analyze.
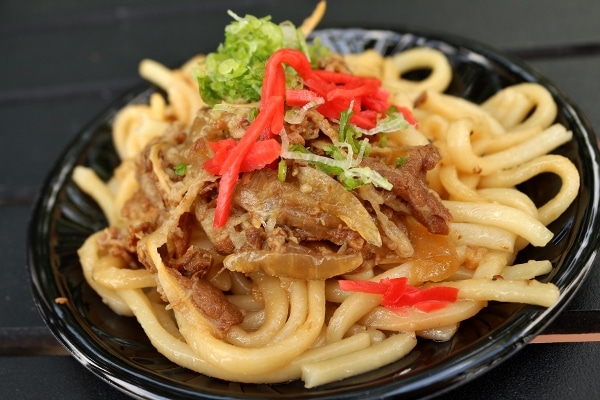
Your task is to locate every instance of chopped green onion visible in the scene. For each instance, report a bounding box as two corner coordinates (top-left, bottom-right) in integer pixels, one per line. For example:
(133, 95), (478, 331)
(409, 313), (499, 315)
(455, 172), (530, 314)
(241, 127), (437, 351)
(386, 105), (399, 116)
(339, 104), (370, 155)
(278, 159), (287, 182)
(248, 107), (258, 122)
(195, 11), (328, 106)
(379, 132), (388, 147)
(174, 162), (189, 176)
(395, 156), (409, 166)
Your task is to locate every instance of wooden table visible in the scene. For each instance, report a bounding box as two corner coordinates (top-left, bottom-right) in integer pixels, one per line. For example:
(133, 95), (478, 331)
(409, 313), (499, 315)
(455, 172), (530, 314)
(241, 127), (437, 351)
(2, 1), (599, 398)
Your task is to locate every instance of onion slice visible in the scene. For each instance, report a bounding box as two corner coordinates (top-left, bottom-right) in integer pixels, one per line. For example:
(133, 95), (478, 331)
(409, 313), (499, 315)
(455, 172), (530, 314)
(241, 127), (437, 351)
(296, 166), (382, 247)
(223, 250), (363, 280)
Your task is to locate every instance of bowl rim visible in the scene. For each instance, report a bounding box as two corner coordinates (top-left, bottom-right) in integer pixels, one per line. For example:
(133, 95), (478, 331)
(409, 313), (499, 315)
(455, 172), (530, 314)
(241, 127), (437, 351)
(27, 27), (600, 400)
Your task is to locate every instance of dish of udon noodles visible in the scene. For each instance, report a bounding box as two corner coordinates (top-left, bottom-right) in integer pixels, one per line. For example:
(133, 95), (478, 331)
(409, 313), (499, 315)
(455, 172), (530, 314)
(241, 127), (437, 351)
(70, 2), (580, 389)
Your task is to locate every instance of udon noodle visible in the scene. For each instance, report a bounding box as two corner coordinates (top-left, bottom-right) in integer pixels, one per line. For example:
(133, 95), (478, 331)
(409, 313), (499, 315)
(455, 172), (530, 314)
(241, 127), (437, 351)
(73, 3), (579, 388)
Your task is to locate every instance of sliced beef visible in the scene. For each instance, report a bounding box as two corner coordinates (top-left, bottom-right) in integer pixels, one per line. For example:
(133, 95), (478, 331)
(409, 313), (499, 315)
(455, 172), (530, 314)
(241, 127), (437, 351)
(361, 144), (452, 235)
(168, 269), (244, 332)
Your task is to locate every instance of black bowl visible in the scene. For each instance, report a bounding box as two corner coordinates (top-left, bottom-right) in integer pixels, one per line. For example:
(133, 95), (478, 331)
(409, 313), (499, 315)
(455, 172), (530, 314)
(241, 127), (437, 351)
(28, 28), (600, 400)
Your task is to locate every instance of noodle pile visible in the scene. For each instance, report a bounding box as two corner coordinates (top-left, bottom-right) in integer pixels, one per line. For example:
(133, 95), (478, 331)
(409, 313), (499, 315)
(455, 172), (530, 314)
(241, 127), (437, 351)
(73, 4), (579, 388)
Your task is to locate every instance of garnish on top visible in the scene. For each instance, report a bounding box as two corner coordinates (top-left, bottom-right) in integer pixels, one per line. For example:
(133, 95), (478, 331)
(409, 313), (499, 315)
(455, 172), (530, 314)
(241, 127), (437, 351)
(195, 8), (419, 229)
(195, 10), (329, 106)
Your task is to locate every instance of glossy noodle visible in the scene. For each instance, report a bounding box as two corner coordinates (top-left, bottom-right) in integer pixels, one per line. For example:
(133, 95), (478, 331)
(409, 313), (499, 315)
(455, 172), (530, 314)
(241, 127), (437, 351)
(73, 3), (579, 388)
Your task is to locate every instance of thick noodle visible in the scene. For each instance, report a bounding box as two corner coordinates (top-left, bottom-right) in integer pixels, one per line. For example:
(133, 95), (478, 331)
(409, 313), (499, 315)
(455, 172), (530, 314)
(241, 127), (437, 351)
(73, 35), (578, 388)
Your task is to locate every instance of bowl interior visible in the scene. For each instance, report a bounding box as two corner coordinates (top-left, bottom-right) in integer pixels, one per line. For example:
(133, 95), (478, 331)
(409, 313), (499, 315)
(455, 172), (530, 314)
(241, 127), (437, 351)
(28, 28), (600, 400)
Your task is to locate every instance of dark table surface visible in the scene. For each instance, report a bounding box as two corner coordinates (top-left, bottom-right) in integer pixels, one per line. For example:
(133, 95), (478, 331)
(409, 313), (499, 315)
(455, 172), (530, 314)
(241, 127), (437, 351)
(2, 1), (600, 399)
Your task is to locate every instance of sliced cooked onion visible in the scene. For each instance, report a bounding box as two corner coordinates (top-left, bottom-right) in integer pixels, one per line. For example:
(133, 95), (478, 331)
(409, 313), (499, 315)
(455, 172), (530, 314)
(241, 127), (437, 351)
(296, 166), (382, 246)
(223, 250), (363, 280)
